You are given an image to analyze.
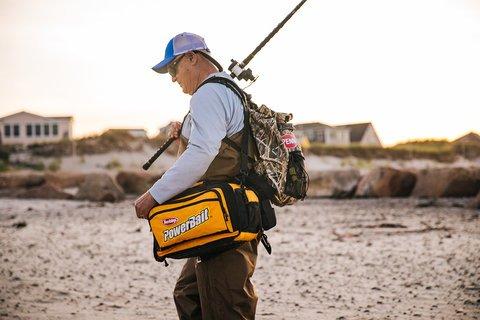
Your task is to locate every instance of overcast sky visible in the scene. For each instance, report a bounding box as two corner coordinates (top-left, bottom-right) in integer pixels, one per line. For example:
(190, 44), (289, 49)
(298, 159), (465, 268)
(1, 0), (479, 145)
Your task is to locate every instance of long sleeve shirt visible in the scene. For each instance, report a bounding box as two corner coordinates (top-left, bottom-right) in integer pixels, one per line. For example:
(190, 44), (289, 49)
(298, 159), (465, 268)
(148, 71), (244, 204)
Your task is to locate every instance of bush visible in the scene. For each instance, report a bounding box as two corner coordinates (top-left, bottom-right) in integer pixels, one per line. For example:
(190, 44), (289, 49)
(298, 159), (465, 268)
(47, 158), (62, 172)
(27, 140), (72, 157)
(76, 131), (139, 155)
(394, 139), (450, 149)
(308, 143), (456, 162)
(12, 161), (45, 171)
(0, 146), (10, 162)
(0, 160), (8, 172)
(105, 159), (122, 170)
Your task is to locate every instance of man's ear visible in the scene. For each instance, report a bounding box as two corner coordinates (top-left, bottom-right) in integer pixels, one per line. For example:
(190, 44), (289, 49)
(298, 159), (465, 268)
(188, 52), (198, 65)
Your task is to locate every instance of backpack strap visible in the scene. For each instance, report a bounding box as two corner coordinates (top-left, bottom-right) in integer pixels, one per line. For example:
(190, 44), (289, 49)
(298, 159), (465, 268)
(195, 76), (253, 181)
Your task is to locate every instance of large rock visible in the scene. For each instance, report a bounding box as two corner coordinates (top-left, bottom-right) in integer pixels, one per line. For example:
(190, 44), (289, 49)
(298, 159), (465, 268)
(412, 167), (480, 198)
(0, 172), (45, 189)
(470, 191), (480, 209)
(15, 183), (73, 200)
(355, 167), (416, 198)
(116, 171), (163, 195)
(44, 172), (86, 189)
(308, 170), (361, 198)
(75, 173), (125, 202)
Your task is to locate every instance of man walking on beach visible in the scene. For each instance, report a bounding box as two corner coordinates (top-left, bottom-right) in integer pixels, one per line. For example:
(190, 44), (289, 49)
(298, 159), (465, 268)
(134, 32), (259, 319)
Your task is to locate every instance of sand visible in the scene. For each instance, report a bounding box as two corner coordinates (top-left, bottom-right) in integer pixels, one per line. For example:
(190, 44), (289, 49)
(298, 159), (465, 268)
(1, 198), (479, 320)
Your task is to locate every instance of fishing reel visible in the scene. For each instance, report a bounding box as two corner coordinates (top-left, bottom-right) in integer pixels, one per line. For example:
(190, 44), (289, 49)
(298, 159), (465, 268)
(228, 59), (256, 82)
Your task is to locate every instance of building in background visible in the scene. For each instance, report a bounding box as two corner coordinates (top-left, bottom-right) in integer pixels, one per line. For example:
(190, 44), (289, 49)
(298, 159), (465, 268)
(335, 123), (382, 147)
(0, 111), (73, 146)
(295, 122), (382, 147)
(453, 132), (480, 145)
(295, 122), (350, 146)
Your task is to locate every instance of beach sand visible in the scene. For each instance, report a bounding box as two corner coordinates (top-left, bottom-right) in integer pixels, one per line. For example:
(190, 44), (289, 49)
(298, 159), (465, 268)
(1, 198), (479, 319)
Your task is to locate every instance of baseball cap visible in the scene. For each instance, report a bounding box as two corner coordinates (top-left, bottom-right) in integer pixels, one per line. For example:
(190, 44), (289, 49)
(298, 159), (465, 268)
(152, 32), (222, 74)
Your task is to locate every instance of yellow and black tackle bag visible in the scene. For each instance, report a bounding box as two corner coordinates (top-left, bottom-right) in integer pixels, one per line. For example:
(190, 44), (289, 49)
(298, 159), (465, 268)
(148, 181), (262, 262)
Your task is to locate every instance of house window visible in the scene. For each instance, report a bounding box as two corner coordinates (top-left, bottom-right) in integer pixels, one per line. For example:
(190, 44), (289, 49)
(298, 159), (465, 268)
(318, 132), (324, 142)
(44, 124), (50, 136)
(26, 124), (33, 137)
(4, 124), (11, 137)
(52, 123), (58, 136)
(13, 124), (20, 137)
(35, 124), (41, 136)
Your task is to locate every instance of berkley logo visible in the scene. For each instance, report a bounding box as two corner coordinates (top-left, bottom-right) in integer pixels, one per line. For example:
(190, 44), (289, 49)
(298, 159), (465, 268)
(163, 208), (210, 242)
(162, 217), (178, 226)
(282, 133), (298, 149)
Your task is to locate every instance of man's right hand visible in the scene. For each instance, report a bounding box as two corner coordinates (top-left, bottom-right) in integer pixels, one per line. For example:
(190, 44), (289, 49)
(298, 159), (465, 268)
(168, 121), (182, 139)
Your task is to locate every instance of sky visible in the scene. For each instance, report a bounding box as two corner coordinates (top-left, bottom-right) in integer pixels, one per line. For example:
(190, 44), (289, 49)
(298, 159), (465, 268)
(1, 0), (479, 146)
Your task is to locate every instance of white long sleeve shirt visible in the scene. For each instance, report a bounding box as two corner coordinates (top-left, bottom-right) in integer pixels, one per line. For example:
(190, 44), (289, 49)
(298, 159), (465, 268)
(148, 71), (244, 204)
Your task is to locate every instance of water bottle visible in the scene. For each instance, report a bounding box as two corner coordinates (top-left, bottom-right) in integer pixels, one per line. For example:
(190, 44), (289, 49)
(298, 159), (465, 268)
(279, 123), (301, 153)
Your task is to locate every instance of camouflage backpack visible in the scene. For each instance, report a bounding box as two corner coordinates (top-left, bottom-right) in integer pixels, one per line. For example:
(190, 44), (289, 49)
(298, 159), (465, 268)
(198, 76), (308, 207)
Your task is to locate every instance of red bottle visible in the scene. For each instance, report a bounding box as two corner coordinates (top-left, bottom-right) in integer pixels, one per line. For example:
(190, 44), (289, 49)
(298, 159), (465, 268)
(279, 123), (301, 153)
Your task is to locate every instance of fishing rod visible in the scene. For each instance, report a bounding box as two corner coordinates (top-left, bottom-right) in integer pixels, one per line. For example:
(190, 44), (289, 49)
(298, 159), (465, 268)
(229, 0), (308, 82)
(143, 0), (308, 170)
(143, 137), (175, 170)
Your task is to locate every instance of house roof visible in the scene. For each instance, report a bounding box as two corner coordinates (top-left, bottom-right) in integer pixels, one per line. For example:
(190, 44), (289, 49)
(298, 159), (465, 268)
(335, 123), (371, 142)
(50, 116), (73, 120)
(0, 111), (73, 121)
(453, 132), (480, 144)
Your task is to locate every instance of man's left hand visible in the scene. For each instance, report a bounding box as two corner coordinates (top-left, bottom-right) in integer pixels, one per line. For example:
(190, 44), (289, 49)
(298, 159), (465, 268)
(134, 192), (158, 219)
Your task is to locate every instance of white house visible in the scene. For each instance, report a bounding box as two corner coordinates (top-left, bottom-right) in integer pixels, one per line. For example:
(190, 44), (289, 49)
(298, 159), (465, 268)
(295, 122), (382, 147)
(0, 111), (73, 146)
(335, 123), (382, 147)
(295, 122), (351, 146)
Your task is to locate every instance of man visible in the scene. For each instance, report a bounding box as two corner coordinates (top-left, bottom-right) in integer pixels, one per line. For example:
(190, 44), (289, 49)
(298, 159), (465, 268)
(134, 32), (259, 319)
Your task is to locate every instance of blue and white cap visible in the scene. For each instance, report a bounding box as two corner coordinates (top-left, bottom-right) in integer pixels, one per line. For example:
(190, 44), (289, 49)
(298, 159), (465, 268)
(152, 32), (222, 74)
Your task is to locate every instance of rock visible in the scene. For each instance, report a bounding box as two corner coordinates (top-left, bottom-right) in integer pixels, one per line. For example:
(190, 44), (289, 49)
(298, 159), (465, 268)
(116, 171), (163, 195)
(307, 170), (361, 198)
(355, 167), (416, 198)
(412, 168), (480, 198)
(12, 221), (27, 229)
(75, 173), (125, 202)
(416, 199), (437, 208)
(0, 172), (45, 189)
(470, 191), (480, 209)
(15, 183), (73, 200)
(44, 172), (86, 189)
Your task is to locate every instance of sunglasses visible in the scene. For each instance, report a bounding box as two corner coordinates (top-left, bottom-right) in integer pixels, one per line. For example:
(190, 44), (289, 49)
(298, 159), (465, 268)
(168, 54), (186, 77)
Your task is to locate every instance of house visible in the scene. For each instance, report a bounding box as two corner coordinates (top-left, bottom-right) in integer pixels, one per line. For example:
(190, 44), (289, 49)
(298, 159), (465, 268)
(452, 132), (480, 145)
(0, 111), (73, 146)
(104, 128), (148, 139)
(295, 121), (382, 147)
(295, 122), (350, 146)
(335, 123), (382, 147)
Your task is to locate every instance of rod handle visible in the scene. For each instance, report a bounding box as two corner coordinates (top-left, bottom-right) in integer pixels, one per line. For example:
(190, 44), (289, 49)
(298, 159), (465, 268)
(142, 137), (176, 170)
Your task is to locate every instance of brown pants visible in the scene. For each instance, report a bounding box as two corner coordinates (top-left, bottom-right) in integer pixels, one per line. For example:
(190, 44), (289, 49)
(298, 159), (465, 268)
(173, 240), (259, 320)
